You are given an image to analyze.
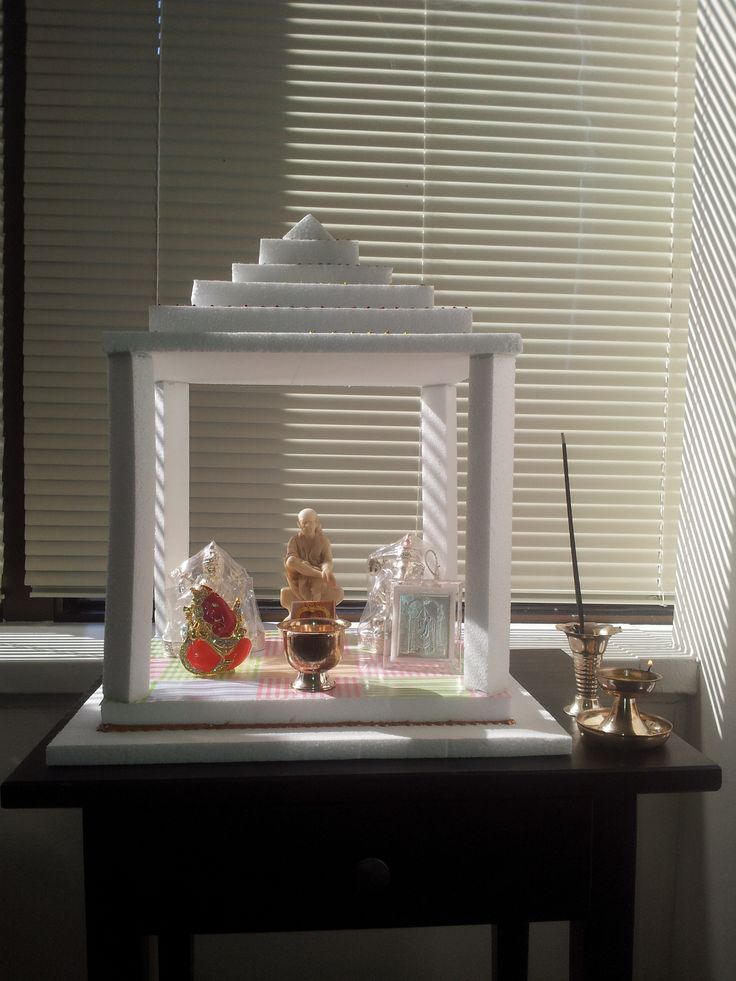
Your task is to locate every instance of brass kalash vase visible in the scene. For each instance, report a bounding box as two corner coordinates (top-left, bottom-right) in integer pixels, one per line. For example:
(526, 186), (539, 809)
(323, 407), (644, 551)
(556, 621), (622, 717)
(278, 616), (350, 692)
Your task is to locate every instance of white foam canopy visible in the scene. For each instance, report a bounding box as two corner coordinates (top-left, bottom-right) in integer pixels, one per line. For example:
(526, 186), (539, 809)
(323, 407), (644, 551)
(81, 215), (570, 762)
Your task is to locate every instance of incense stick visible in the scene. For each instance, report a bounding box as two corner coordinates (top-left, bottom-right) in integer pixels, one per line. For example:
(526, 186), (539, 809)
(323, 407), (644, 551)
(561, 432), (585, 633)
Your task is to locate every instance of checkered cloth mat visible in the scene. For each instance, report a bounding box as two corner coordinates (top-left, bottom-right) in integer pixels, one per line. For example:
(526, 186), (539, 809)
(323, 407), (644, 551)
(148, 627), (478, 702)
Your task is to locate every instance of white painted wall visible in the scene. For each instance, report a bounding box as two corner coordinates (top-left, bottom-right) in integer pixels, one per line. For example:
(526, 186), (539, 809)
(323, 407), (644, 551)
(671, 2), (736, 978)
(0, 696), (87, 981)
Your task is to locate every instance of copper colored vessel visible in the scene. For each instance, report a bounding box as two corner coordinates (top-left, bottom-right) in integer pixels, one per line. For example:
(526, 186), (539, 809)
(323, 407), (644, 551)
(278, 616), (350, 692)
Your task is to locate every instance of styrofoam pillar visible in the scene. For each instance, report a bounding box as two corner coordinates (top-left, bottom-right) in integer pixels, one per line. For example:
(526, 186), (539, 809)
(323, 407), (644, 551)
(420, 384), (458, 579)
(103, 353), (156, 703)
(464, 354), (516, 693)
(154, 381), (190, 637)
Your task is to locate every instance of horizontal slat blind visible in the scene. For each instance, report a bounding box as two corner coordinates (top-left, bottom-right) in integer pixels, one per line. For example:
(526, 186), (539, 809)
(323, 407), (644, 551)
(23, 0), (695, 602)
(158, 0), (428, 596)
(23, 0), (159, 592)
(0, 0), (4, 580)
(189, 386), (423, 593)
(421, 0), (695, 601)
(165, 0), (695, 600)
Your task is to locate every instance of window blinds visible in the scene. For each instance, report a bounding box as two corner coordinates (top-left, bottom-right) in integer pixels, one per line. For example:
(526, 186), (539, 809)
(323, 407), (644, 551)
(22, 0), (695, 603)
(23, 0), (159, 593)
(0, 0), (4, 581)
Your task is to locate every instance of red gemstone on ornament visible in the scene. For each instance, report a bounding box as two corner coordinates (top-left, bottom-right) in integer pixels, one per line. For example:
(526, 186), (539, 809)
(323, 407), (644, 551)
(183, 636), (252, 675)
(227, 636), (252, 669)
(201, 590), (237, 637)
(184, 639), (221, 674)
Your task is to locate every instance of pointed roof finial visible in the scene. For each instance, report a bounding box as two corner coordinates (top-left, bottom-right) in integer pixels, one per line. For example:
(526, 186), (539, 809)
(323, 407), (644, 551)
(283, 214), (334, 241)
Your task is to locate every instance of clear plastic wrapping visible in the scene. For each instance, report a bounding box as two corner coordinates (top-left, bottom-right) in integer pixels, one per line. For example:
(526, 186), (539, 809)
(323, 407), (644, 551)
(357, 533), (427, 655)
(162, 541), (265, 656)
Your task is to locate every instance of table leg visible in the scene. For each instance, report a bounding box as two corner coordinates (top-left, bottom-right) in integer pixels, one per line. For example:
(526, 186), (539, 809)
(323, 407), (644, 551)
(492, 921), (529, 981)
(158, 932), (194, 981)
(83, 811), (151, 981)
(83, 906), (150, 981)
(570, 793), (637, 981)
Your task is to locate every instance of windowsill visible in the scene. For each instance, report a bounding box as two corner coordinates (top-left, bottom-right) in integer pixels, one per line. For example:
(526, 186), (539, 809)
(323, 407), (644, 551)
(0, 623), (105, 693)
(0, 622), (698, 695)
(509, 623), (698, 694)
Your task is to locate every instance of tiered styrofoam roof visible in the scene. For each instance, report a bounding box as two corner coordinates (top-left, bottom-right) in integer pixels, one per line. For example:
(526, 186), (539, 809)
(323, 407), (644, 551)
(150, 215), (473, 335)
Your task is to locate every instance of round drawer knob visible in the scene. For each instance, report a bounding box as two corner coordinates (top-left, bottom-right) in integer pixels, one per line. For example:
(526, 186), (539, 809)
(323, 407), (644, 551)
(354, 857), (391, 891)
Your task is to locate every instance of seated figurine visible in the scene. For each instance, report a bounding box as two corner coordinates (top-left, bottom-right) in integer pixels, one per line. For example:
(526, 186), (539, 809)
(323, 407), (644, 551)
(280, 507), (344, 611)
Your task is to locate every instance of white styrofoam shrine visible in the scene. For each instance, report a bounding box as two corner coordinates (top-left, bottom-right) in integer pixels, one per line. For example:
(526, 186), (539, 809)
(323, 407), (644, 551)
(100, 215), (524, 730)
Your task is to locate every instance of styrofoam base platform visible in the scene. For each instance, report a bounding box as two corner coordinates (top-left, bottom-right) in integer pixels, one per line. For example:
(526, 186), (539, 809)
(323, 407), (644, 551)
(46, 678), (571, 765)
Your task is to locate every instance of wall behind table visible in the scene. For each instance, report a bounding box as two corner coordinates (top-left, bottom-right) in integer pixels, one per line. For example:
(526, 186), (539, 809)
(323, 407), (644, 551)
(0, 694), (87, 981)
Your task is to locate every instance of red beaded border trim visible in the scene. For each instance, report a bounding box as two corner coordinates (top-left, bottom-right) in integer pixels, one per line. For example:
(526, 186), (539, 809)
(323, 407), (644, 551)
(99, 718), (516, 733)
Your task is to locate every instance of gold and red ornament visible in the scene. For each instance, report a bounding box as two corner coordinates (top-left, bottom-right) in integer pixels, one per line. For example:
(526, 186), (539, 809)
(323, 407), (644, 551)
(180, 584), (252, 676)
(163, 541), (265, 660)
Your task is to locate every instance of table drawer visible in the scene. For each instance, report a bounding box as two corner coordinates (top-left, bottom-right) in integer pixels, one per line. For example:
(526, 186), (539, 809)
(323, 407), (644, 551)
(93, 796), (591, 934)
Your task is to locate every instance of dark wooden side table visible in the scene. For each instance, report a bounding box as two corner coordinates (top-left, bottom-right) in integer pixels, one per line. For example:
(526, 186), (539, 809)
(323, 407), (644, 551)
(1, 649), (721, 981)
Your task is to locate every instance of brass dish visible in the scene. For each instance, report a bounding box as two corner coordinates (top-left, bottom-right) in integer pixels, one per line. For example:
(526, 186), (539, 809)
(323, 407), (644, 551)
(577, 708), (672, 748)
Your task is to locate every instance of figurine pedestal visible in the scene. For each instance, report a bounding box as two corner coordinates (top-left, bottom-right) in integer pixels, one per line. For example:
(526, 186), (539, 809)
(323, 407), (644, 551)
(48, 685), (571, 765)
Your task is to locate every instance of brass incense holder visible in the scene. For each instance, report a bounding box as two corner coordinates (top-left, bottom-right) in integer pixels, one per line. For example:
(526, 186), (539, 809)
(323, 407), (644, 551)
(278, 616), (350, 692)
(577, 666), (672, 748)
(557, 622), (622, 717)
